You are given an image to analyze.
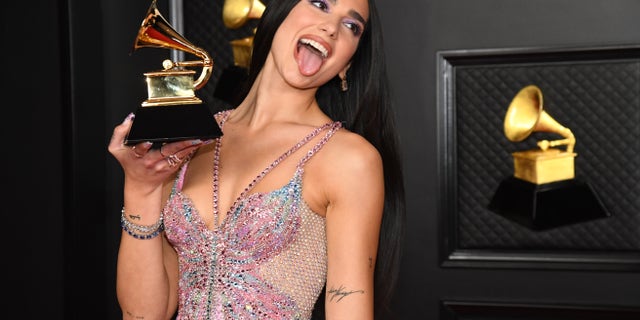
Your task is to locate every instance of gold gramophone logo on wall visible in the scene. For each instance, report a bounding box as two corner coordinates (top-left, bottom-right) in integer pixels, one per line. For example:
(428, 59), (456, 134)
(504, 85), (577, 184)
(488, 85), (609, 230)
(124, 0), (223, 146)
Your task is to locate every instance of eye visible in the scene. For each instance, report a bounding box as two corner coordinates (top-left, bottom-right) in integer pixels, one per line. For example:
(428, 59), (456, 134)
(343, 20), (363, 36)
(309, 0), (329, 11)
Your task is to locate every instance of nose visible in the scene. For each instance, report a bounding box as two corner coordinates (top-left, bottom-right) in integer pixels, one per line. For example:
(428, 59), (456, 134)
(319, 22), (337, 39)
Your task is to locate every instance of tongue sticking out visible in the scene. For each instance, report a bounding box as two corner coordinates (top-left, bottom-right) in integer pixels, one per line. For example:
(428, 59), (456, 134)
(297, 44), (324, 76)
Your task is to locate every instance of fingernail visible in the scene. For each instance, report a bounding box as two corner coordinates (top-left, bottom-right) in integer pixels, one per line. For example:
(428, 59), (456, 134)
(143, 141), (153, 147)
(122, 113), (135, 124)
(202, 139), (214, 145)
(191, 139), (203, 145)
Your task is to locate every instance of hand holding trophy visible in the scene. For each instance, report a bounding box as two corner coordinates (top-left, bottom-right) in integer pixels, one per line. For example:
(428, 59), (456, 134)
(124, 0), (223, 146)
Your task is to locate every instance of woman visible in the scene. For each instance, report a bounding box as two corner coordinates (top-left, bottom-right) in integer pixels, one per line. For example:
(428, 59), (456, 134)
(109, 0), (405, 319)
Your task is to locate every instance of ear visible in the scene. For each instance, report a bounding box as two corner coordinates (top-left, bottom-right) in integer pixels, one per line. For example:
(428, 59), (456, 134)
(339, 62), (352, 80)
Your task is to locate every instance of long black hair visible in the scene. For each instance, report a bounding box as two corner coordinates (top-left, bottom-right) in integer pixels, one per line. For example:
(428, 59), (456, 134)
(241, 0), (406, 318)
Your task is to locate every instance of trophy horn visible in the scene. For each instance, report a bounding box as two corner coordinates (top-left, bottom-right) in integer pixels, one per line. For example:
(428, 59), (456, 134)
(223, 0), (266, 29)
(504, 85), (575, 153)
(133, 0), (212, 89)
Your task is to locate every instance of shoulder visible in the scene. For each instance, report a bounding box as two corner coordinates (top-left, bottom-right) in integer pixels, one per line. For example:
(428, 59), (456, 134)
(329, 128), (382, 173)
(305, 127), (384, 213)
(309, 125), (382, 177)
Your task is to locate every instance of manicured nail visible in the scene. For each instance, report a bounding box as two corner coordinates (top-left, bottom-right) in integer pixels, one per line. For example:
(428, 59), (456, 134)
(191, 139), (203, 145)
(122, 113), (135, 124)
(202, 139), (214, 145)
(143, 141), (153, 148)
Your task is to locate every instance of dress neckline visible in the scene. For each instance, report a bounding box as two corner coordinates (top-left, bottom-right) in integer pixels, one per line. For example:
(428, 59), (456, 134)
(210, 112), (339, 230)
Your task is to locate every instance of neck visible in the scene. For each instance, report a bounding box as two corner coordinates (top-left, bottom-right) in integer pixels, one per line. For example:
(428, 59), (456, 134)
(230, 68), (329, 130)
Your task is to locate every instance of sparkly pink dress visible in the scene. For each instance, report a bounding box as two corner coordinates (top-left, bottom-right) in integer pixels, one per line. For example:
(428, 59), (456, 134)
(163, 110), (342, 319)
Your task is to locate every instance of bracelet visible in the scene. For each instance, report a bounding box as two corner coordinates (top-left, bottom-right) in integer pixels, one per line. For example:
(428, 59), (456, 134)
(120, 207), (164, 240)
(121, 221), (164, 240)
(121, 207), (163, 233)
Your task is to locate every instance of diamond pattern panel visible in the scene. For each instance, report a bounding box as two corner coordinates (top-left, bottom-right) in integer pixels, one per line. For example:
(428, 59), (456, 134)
(454, 57), (640, 250)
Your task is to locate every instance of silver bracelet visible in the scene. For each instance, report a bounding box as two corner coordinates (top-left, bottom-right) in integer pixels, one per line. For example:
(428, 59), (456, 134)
(120, 207), (164, 239)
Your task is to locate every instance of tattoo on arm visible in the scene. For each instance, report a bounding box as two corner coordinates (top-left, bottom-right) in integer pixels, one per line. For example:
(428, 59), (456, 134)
(328, 285), (365, 302)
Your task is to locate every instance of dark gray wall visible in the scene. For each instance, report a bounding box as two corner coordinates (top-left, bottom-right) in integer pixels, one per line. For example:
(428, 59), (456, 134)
(379, 0), (640, 318)
(7, 0), (639, 319)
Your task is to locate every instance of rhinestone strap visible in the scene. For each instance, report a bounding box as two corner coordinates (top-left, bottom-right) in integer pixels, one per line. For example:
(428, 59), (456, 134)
(212, 121), (340, 228)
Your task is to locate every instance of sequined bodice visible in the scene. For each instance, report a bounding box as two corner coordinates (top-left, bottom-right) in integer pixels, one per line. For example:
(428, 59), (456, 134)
(163, 111), (342, 319)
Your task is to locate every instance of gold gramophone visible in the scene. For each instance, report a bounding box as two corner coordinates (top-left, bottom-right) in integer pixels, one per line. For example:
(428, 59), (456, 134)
(224, 0), (265, 69)
(214, 0), (265, 105)
(223, 0), (265, 29)
(488, 85), (609, 230)
(505, 85), (577, 184)
(124, 0), (222, 146)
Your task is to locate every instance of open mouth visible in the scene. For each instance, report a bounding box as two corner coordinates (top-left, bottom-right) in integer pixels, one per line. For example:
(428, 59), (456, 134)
(298, 38), (329, 59)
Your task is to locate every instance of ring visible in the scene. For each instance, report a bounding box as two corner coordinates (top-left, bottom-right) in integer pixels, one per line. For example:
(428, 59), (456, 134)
(166, 154), (182, 167)
(131, 146), (144, 158)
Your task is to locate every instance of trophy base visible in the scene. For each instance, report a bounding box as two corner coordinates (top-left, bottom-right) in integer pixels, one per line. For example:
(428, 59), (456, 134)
(488, 176), (610, 230)
(124, 103), (223, 147)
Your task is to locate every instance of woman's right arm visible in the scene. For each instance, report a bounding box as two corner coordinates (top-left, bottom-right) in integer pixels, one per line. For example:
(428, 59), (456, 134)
(108, 114), (203, 319)
(116, 182), (176, 320)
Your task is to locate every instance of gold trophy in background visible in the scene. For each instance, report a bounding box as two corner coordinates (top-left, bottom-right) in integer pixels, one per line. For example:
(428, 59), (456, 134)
(214, 0), (265, 106)
(223, 0), (265, 68)
(124, 0), (222, 146)
(504, 85), (577, 184)
(488, 85), (609, 230)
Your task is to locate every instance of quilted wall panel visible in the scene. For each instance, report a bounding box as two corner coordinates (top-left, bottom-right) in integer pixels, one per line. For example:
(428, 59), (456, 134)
(445, 48), (640, 253)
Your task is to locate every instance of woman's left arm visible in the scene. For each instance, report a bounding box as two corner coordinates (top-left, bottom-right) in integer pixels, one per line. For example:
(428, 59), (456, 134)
(323, 136), (385, 320)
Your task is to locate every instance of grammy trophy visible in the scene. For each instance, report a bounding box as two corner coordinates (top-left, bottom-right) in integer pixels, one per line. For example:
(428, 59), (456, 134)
(124, 0), (223, 146)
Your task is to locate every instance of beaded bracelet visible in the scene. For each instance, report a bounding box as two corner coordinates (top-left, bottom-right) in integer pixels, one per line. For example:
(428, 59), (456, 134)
(121, 207), (163, 233)
(120, 207), (164, 240)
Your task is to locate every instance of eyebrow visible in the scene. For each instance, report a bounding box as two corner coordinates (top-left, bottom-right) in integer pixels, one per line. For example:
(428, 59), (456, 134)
(329, 0), (367, 25)
(349, 9), (366, 25)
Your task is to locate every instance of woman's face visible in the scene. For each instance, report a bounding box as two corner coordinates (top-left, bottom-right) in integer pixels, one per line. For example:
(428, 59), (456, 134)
(269, 0), (369, 89)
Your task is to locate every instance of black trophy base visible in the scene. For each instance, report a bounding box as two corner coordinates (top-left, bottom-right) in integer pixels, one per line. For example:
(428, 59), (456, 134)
(488, 176), (610, 230)
(124, 103), (223, 146)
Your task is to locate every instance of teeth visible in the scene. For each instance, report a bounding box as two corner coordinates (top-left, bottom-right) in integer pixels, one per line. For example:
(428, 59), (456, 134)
(299, 38), (328, 58)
